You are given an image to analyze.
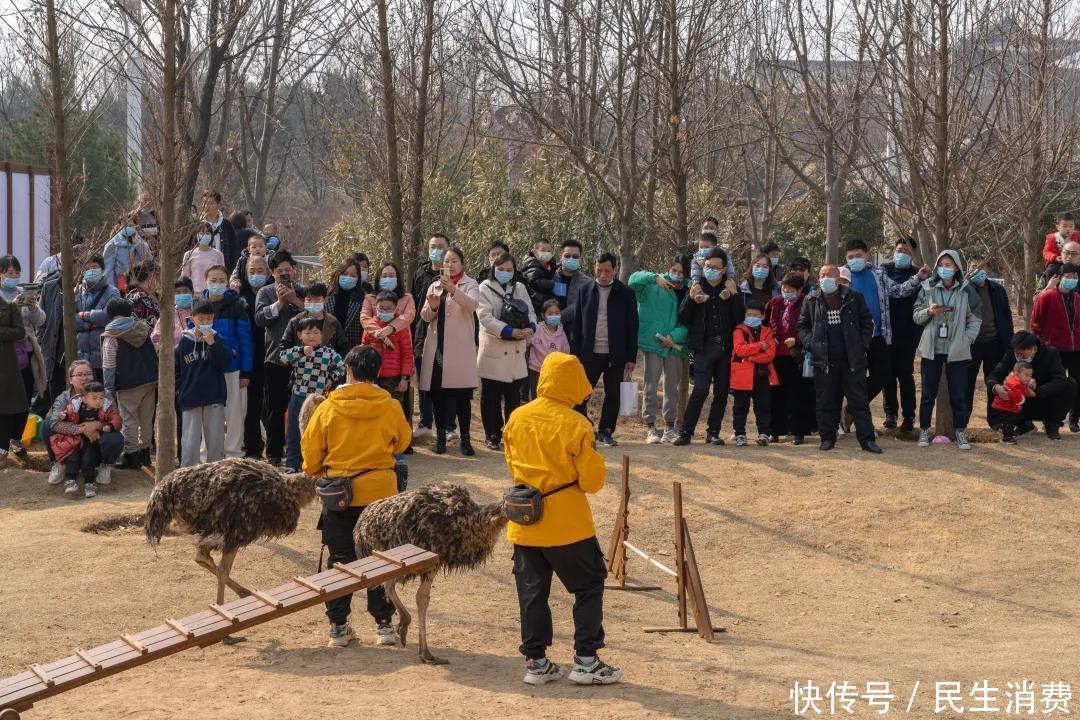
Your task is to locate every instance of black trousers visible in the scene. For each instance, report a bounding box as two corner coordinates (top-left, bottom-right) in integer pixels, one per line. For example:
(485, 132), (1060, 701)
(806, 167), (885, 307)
(732, 375), (772, 436)
(1060, 351), (1080, 420)
(321, 506), (395, 626)
(882, 335), (918, 422)
(480, 377), (523, 440)
(865, 336), (891, 408)
(0, 411), (30, 453)
(988, 408), (1021, 436)
(815, 359), (875, 444)
(433, 388), (473, 440)
(243, 336), (266, 459)
(42, 424), (123, 464)
(966, 338), (1005, 428)
(1021, 379), (1078, 427)
(920, 355), (972, 430)
(772, 355), (815, 437)
(263, 363), (292, 461)
(64, 439), (101, 483)
(512, 537), (607, 660)
(681, 341), (730, 437)
(575, 353), (622, 434)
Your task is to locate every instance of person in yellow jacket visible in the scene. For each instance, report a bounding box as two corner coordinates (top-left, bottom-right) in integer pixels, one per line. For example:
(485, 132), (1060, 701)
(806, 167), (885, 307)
(302, 345), (411, 648)
(502, 351), (622, 686)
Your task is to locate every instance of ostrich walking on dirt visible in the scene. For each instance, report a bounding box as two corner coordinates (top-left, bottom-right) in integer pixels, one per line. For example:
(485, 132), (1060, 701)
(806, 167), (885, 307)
(145, 458), (317, 614)
(355, 482), (508, 664)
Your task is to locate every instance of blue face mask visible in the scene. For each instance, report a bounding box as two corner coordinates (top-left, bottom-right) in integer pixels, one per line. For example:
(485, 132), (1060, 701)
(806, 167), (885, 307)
(820, 277), (838, 294)
(782, 290), (798, 301)
(305, 302), (324, 314)
(769, 256), (780, 267)
(752, 266), (770, 280)
(248, 274), (267, 289)
(175, 293), (193, 309)
(197, 324), (215, 335)
(1063, 277), (1079, 292)
(494, 269), (514, 284)
(338, 275), (358, 291)
(266, 236), (280, 250)
(696, 247), (711, 259)
(360, 270), (369, 283)
(1, 277), (18, 290)
(744, 316), (763, 328)
(380, 277), (398, 292)
(936, 266), (955, 281)
(894, 252), (912, 268)
(562, 257), (580, 272)
(122, 226), (137, 238)
(969, 270), (987, 285)
(83, 269), (103, 285)
(377, 311), (395, 323)
(197, 234), (212, 246)
(545, 314), (561, 327)
(667, 273), (684, 285)
(703, 267), (723, 283)
(429, 248), (445, 263)
(207, 283), (227, 297)
(846, 257), (866, 273)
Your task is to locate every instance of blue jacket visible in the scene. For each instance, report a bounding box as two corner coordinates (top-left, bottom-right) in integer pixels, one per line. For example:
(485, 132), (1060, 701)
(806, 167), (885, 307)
(205, 289), (254, 375)
(563, 278), (640, 367)
(102, 231), (150, 287)
(74, 277), (122, 368)
(175, 329), (231, 410)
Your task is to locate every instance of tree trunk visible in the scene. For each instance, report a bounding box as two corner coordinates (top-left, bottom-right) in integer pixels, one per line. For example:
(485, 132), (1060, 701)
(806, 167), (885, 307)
(825, 190), (841, 266)
(406, 0), (435, 277)
(251, 0), (288, 222)
(376, 0), (405, 270)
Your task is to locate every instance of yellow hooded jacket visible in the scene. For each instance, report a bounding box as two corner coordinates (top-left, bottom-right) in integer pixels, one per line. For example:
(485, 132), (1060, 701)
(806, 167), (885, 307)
(301, 381), (411, 506)
(503, 352), (607, 547)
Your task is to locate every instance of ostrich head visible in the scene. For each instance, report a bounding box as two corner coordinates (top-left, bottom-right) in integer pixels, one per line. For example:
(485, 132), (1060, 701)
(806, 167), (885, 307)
(282, 470), (319, 506)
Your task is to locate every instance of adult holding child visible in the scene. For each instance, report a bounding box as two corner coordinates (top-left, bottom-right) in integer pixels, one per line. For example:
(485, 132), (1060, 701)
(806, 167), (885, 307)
(986, 330), (1077, 439)
(1030, 263), (1080, 432)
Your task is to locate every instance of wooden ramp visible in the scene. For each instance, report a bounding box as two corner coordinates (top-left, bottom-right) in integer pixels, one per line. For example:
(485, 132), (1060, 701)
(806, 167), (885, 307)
(0, 544), (438, 717)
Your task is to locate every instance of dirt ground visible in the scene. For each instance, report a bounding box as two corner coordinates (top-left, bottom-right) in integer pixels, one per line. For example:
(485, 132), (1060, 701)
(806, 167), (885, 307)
(1, 395), (1079, 720)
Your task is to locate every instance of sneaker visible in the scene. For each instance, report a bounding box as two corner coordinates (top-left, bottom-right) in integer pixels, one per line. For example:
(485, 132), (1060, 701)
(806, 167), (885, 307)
(375, 621), (397, 646)
(484, 436), (501, 451)
(645, 426), (662, 444)
(413, 425), (432, 438)
(793, 435), (805, 446)
(1070, 420), (1080, 433)
(735, 434), (748, 447)
(95, 465), (112, 485)
(524, 658), (565, 686)
(757, 434), (769, 446)
(446, 429), (459, 442)
(883, 414), (898, 429)
(1001, 433), (1017, 445)
(1046, 424), (1062, 440)
(327, 623), (355, 648)
(596, 432), (617, 448)
(661, 428), (680, 444)
(706, 433), (725, 446)
(47, 463), (64, 485)
(568, 656), (623, 685)
(9, 440), (27, 457)
(64, 478), (78, 494)
(917, 429), (931, 447)
(672, 432), (691, 446)
(84, 482), (97, 498)
(955, 430), (971, 450)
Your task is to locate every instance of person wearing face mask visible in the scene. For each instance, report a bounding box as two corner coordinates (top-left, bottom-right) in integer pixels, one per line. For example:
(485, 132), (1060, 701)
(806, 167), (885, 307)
(475, 241), (518, 285)
(765, 272), (813, 444)
(628, 254), (690, 444)
(181, 221), (226, 294)
(1041, 212), (1080, 276)
(0, 260), (31, 468)
(0, 255), (46, 446)
(152, 277), (196, 352)
(689, 217), (737, 284)
(912, 250), (982, 450)
(552, 238), (592, 312)
(262, 223), (284, 254)
(100, 298), (158, 470)
(522, 238), (558, 316)
(880, 237), (922, 431)
(204, 264), (254, 459)
(238, 256), (269, 459)
(739, 253), (781, 307)
(102, 210), (151, 291)
(201, 189), (240, 273)
(411, 233), (452, 439)
(988, 331), (1078, 438)
(360, 262), (418, 358)
(74, 254), (122, 379)
(477, 252), (537, 450)
(176, 299), (232, 467)
(229, 234), (268, 291)
(1030, 263), (1080, 433)
(326, 257), (371, 356)
(964, 256), (1014, 429)
(760, 242), (784, 283)
(123, 260), (160, 327)
(281, 282), (343, 356)
(797, 265), (882, 453)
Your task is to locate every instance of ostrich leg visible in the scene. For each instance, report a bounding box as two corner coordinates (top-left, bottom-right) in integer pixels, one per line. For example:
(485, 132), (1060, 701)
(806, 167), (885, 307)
(194, 547), (250, 597)
(416, 572), (447, 665)
(384, 578), (411, 647)
(218, 550), (250, 645)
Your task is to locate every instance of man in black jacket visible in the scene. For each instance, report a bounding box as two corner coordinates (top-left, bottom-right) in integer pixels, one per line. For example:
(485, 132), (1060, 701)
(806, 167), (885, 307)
(673, 248), (743, 446)
(797, 265), (883, 453)
(966, 255), (1014, 428)
(563, 252), (639, 447)
(880, 237), (921, 431)
(553, 239), (591, 311)
(410, 233), (450, 436)
(522, 238), (557, 315)
(986, 331), (1077, 439)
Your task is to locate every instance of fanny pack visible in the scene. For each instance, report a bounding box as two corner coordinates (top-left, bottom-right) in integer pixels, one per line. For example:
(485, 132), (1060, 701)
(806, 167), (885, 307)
(316, 469), (376, 512)
(503, 480), (578, 526)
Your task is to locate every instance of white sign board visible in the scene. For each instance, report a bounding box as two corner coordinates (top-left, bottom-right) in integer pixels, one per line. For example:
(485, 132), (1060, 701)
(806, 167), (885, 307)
(0, 163), (53, 282)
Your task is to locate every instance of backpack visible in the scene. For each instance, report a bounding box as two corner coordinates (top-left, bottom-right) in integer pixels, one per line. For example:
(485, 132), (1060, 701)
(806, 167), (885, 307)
(487, 282), (531, 332)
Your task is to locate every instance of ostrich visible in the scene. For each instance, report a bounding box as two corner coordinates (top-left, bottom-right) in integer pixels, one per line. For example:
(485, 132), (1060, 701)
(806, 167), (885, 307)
(354, 482), (508, 664)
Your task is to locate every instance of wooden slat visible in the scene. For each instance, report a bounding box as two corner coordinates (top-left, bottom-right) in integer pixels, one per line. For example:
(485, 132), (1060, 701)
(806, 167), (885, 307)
(164, 619), (194, 639)
(73, 650), (101, 671)
(28, 666), (52, 688)
(250, 590), (284, 609)
(208, 605), (239, 624)
(372, 550), (407, 567)
(333, 563), (367, 581)
(292, 576), (325, 594)
(119, 635), (147, 655)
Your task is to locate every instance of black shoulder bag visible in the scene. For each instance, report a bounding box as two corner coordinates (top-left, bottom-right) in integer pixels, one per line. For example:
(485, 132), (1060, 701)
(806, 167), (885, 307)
(503, 480), (579, 526)
(489, 283), (531, 333)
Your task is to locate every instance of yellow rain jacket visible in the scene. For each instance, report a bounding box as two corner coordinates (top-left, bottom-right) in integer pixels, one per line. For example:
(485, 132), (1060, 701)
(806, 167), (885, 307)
(503, 352), (607, 547)
(301, 381), (411, 506)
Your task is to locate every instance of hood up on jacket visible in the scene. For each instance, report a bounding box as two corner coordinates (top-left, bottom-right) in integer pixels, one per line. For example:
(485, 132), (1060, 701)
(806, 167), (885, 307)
(324, 381), (397, 420)
(536, 351), (592, 407)
(926, 249), (968, 289)
(102, 315), (150, 347)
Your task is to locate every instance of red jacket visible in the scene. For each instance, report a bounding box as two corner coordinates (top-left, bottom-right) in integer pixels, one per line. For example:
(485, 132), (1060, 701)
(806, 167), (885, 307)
(764, 294), (803, 356)
(48, 397), (123, 463)
(361, 322), (414, 378)
(730, 323), (778, 390)
(1030, 289), (1080, 353)
(1043, 230), (1080, 265)
(991, 372), (1029, 413)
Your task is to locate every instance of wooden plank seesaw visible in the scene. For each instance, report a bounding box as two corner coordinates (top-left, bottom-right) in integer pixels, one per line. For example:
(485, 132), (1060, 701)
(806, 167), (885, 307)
(0, 543), (439, 718)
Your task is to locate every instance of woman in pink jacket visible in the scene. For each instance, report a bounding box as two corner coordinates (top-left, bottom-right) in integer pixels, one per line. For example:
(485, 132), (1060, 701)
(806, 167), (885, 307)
(418, 246), (479, 456)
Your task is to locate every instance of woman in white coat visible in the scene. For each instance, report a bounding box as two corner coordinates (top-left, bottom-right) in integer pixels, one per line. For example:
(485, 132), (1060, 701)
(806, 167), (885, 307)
(477, 252), (537, 450)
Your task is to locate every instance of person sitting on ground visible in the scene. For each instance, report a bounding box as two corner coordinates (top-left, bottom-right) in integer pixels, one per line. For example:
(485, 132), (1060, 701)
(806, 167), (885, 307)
(49, 381), (121, 498)
(101, 298), (158, 470)
(989, 361), (1036, 445)
(986, 330), (1078, 440)
(502, 351), (620, 687)
(43, 360), (123, 485)
(731, 300), (777, 447)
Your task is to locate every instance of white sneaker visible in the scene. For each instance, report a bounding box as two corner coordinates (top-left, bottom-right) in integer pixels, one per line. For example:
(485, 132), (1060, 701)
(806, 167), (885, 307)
(645, 426), (662, 444)
(64, 478), (78, 495)
(95, 465), (113, 485)
(756, 434), (769, 446)
(524, 659), (565, 685)
(735, 435), (748, 447)
(917, 429), (931, 447)
(84, 482), (97, 499)
(375, 622), (397, 646)
(413, 425), (432, 438)
(47, 463), (64, 485)
(327, 623), (355, 648)
(955, 430), (971, 450)
(446, 429), (459, 442)
(568, 656), (622, 685)
(661, 428), (679, 444)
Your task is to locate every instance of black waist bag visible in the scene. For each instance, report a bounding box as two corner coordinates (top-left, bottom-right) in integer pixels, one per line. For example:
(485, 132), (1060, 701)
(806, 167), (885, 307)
(316, 469), (376, 512)
(503, 481), (578, 526)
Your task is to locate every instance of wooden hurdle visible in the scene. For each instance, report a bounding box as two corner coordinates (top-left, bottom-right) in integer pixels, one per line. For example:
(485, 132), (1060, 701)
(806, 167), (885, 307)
(605, 455), (661, 591)
(0, 544), (438, 718)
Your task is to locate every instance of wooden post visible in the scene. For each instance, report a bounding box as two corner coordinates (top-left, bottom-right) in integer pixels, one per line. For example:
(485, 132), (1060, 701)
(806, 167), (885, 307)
(674, 481), (687, 629)
(605, 455), (660, 591)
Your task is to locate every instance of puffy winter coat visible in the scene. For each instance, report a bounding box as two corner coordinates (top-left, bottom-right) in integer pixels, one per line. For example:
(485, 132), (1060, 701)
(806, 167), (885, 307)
(797, 286), (874, 371)
(628, 270), (689, 357)
(207, 290), (254, 375)
(1031, 288), (1080, 353)
(48, 396), (122, 462)
(913, 250), (981, 363)
(477, 279), (537, 383)
(102, 230), (150, 290)
(730, 324), (779, 390)
(521, 252), (557, 315)
(361, 323), (414, 378)
(74, 277), (122, 368)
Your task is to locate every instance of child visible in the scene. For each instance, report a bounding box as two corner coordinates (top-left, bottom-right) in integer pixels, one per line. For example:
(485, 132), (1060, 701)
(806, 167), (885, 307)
(101, 298), (158, 469)
(990, 361), (1036, 444)
(151, 277), (195, 352)
(180, 221), (226, 294)
(230, 233), (268, 290)
(527, 299), (571, 399)
(103, 211), (151, 291)
(49, 381), (122, 498)
(1043, 212), (1080, 274)
(279, 317), (345, 472)
(361, 291), (414, 418)
(281, 282), (343, 352)
(205, 265), (253, 458)
(730, 300), (778, 446)
(176, 299), (230, 467)
(263, 222), (283, 252)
